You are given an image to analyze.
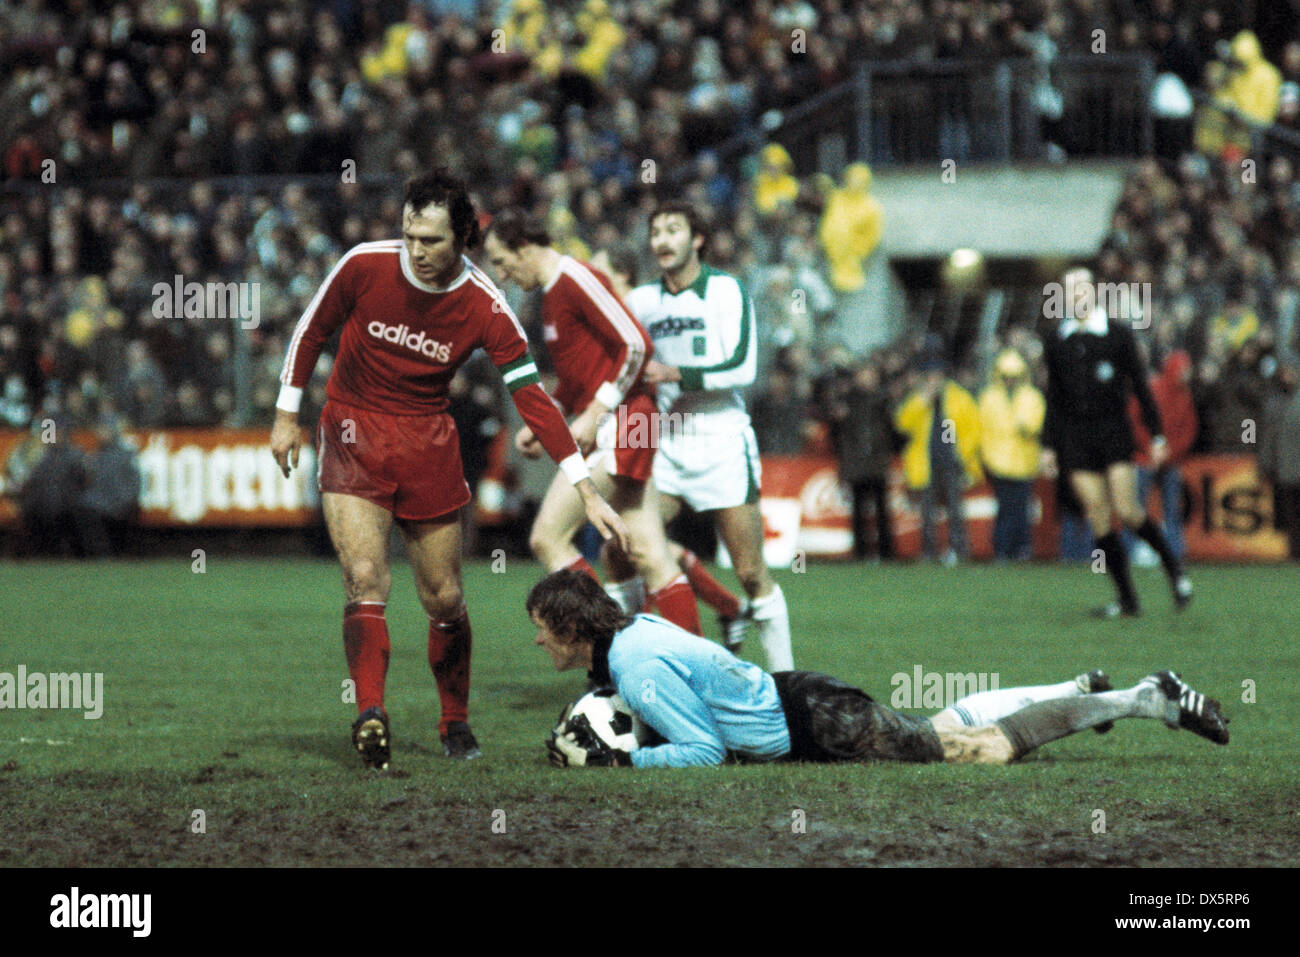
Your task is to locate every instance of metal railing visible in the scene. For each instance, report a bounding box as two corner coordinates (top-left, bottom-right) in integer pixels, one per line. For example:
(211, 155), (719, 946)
(722, 53), (1157, 174)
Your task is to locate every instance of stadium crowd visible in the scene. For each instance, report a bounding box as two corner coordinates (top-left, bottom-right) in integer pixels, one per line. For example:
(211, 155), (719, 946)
(2, 0), (1299, 557)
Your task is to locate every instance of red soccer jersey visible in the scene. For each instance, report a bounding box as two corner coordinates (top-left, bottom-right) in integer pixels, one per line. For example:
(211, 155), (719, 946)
(279, 240), (580, 467)
(541, 256), (654, 416)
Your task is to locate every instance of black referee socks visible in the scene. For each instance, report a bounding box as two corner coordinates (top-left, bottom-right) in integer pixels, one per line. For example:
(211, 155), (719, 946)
(1134, 518), (1183, 582)
(1097, 531), (1140, 613)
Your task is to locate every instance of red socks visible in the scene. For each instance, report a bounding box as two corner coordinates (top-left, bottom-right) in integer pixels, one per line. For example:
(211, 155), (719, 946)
(428, 614), (473, 733)
(345, 600), (474, 733)
(569, 550), (704, 634)
(679, 549), (741, 618)
(647, 574), (703, 635)
(343, 602), (391, 715)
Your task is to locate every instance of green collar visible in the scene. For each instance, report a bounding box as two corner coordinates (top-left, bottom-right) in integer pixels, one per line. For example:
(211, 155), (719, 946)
(661, 263), (714, 299)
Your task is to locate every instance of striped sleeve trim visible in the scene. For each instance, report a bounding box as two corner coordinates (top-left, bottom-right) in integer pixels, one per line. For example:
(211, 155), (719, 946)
(280, 242), (384, 386)
(467, 263), (528, 340)
(562, 258), (647, 401)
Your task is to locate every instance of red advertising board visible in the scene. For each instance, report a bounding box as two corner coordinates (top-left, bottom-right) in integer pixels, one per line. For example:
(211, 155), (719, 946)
(0, 428), (319, 527)
(0, 429), (1290, 561)
(757, 453), (1289, 563)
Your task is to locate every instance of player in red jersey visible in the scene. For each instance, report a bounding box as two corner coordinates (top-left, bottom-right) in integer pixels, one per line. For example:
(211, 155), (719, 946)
(482, 210), (701, 635)
(269, 170), (628, 770)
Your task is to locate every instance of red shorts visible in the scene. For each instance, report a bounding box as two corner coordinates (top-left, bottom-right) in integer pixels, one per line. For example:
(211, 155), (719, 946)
(317, 400), (470, 521)
(589, 391), (659, 483)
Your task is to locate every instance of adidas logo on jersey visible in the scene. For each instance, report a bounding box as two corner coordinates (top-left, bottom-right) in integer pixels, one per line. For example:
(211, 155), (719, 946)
(367, 321), (452, 362)
(647, 316), (705, 339)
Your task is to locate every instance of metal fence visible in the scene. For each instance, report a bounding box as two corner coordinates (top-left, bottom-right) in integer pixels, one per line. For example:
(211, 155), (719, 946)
(739, 53), (1156, 174)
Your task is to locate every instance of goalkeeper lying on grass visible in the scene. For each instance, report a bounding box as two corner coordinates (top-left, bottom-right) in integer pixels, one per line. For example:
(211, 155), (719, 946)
(526, 570), (1229, 769)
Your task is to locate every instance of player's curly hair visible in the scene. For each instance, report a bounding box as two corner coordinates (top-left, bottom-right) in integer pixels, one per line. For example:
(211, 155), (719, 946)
(404, 168), (482, 248)
(526, 569), (632, 680)
(484, 207), (551, 249)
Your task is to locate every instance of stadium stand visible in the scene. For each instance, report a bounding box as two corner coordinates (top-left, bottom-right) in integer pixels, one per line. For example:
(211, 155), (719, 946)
(1, 0), (1298, 555)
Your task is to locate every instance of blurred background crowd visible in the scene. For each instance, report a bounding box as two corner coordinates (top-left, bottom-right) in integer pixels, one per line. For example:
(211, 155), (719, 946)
(2, 0), (1299, 558)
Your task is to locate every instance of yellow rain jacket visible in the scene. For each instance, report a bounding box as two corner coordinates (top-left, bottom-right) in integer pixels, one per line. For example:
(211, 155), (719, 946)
(818, 163), (884, 292)
(753, 144), (800, 215)
(978, 352), (1045, 480)
(895, 381), (982, 490)
(1194, 31), (1282, 155)
(572, 0), (625, 82)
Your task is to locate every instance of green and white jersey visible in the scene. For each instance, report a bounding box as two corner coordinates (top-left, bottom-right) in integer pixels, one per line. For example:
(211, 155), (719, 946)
(625, 264), (756, 434)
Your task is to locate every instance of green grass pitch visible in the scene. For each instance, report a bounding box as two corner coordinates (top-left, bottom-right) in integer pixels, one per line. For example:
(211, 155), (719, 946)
(1, 558), (1295, 867)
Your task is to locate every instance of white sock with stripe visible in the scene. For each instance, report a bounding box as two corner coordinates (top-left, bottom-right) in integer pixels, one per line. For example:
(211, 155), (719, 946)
(940, 679), (1084, 727)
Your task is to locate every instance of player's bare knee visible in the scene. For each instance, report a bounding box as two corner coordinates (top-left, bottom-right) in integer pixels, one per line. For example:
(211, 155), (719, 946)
(418, 579), (464, 621)
(733, 564), (771, 599)
(938, 726), (1015, 765)
(342, 557), (389, 603)
(527, 526), (553, 563)
(528, 519), (571, 565)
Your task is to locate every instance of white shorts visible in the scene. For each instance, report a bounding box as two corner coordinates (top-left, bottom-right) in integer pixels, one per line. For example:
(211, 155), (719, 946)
(653, 424), (761, 512)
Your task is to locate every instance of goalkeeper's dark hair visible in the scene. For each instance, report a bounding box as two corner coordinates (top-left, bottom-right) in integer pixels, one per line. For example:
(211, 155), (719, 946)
(526, 569), (631, 684)
(484, 207), (551, 249)
(404, 168), (482, 249)
(649, 199), (710, 257)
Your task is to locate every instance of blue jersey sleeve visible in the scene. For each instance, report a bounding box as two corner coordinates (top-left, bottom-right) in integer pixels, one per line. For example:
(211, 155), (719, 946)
(618, 659), (727, 768)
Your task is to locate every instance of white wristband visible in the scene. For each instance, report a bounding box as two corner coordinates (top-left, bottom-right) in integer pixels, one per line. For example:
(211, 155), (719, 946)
(558, 452), (590, 486)
(276, 384), (303, 414)
(594, 381), (623, 411)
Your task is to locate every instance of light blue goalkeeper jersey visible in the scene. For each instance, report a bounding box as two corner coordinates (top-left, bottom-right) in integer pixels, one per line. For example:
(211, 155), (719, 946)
(607, 614), (791, 768)
(623, 265), (757, 434)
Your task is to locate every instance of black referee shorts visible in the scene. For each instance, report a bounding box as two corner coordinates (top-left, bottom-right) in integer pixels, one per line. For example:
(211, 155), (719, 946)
(1055, 417), (1136, 474)
(772, 671), (945, 764)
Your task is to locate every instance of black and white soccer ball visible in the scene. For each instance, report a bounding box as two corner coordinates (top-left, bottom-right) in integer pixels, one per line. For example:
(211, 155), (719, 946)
(556, 687), (652, 753)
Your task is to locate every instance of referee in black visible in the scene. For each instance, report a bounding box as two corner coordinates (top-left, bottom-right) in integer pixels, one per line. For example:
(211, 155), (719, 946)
(1040, 267), (1192, 618)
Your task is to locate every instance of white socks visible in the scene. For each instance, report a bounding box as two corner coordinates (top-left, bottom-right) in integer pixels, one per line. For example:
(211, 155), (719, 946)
(613, 576), (793, 671)
(749, 584), (793, 672)
(604, 577), (645, 615)
(942, 679), (1085, 727)
(947, 681), (1166, 730)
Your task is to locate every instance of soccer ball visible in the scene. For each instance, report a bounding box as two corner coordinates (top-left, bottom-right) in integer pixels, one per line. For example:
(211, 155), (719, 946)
(559, 687), (650, 753)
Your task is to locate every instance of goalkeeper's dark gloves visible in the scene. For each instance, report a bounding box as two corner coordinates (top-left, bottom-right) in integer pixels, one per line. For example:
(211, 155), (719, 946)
(546, 713), (632, 768)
